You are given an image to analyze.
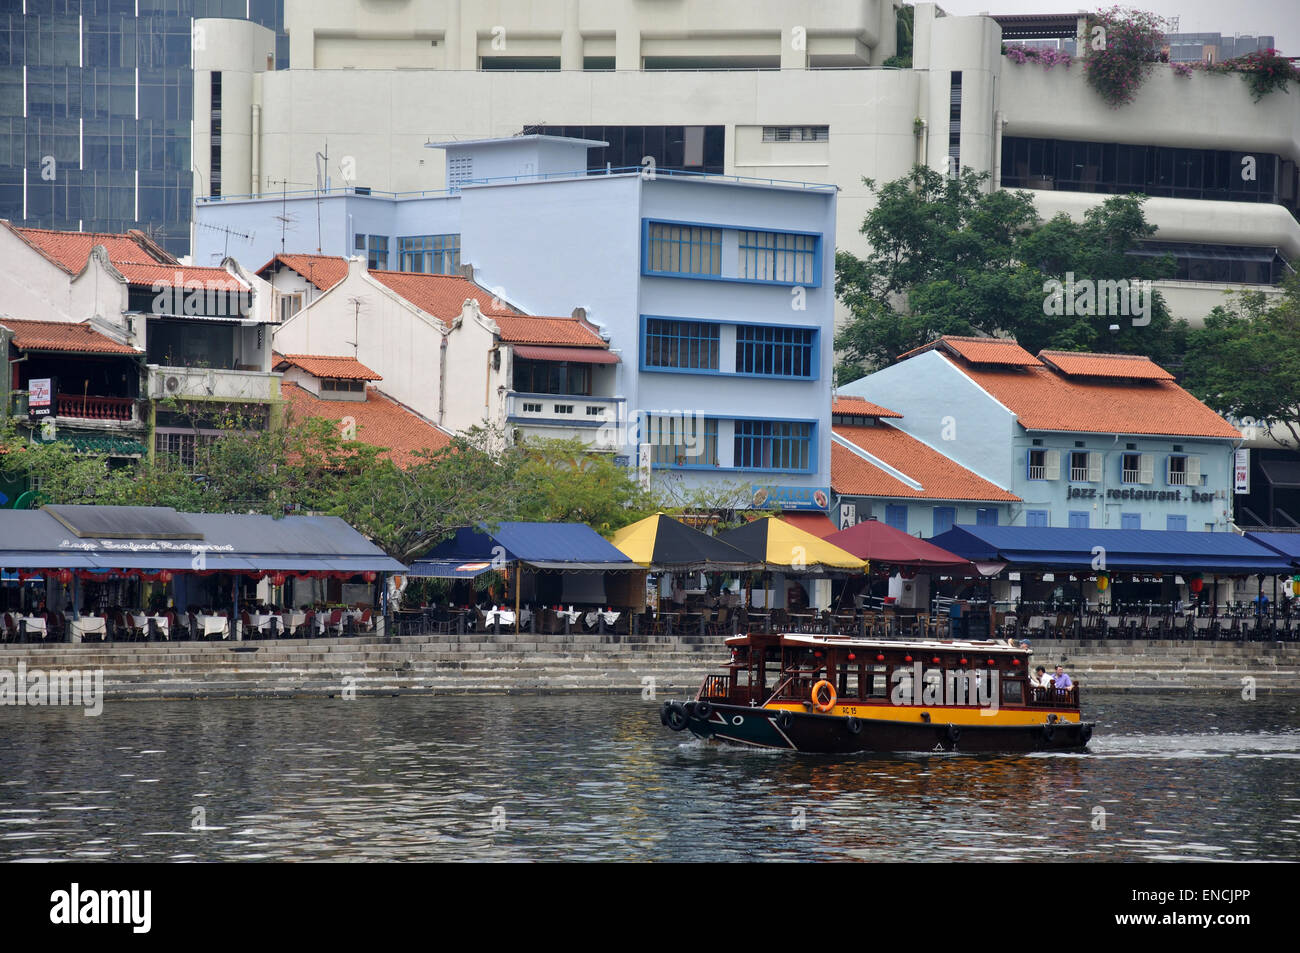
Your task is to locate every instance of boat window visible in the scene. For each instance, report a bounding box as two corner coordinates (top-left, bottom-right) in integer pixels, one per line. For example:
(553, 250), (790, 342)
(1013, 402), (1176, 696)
(923, 668), (943, 701)
(868, 665), (888, 698)
(837, 662), (858, 699)
(1002, 678), (1025, 704)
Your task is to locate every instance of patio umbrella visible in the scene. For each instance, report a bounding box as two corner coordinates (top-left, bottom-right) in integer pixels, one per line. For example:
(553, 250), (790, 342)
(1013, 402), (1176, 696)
(610, 514), (760, 571)
(717, 515), (866, 572)
(826, 519), (972, 570)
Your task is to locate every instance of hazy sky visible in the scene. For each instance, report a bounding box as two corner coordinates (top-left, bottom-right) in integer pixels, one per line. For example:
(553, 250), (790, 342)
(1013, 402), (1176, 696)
(933, 0), (1299, 55)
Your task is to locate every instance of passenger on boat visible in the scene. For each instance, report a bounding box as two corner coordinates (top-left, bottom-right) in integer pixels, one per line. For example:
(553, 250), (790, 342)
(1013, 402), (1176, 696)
(1053, 665), (1073, 690)
(1033, 665), (1051, 688)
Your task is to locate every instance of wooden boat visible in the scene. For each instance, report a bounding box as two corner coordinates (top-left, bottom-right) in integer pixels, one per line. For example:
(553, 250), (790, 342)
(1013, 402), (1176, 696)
(661, 633), (1093, 753)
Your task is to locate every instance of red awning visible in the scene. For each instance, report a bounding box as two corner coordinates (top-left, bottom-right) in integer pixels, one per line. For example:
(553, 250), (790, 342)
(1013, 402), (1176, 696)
(512, 345), (620, 364)
(827, 520), (973, 570)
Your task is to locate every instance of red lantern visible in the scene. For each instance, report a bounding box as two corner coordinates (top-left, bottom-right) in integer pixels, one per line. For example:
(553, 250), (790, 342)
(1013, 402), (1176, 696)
(931, 656), (941, 664)
(1189, 577), (1204, 593)
(960, 658), (968, 665)
(363, 571), (377, 584)
(904, 655), (913, 663)
(1012, 659), (1021, 667)
(987, 658), (996, 666)
(159, 570), (173, 584)
(876, 654), (885, 662)
(271, 572), (286, 587)
(57, 569), (73, 585)
(847, 653), (856, 661)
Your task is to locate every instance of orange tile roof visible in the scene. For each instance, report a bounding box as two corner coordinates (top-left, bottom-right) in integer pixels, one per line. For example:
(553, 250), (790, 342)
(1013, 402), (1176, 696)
(369, 271), (516, 324)
(282, 382), (452, 468)
(1037, 350), (1176, 381)
(257, 254), (348, 291)
(275, 354), (382, 380)
(833, 395), (902, 418)
(833, 423), (1021, 502)
(493, 314), (606, 347)
(899, 335), (1042, 366)
(948, 358), (1240, 438)
(5, 222), (245, 289)
(0, 319), (139, 355)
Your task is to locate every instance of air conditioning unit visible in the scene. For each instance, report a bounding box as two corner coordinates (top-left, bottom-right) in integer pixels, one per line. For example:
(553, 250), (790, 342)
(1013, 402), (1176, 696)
(165, 376), (182, 393)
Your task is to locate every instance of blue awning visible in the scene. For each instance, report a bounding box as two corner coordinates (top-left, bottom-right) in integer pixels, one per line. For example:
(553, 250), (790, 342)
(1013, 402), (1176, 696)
(930, 525), (1291, 575)
(405, 558), (499, 580)
(1244, 532), (1300, 568)
(408, 522), (639, 576)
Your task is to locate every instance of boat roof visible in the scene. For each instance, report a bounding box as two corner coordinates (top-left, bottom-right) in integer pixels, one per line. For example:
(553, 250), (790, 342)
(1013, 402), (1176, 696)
(725, 633), (1030, 655)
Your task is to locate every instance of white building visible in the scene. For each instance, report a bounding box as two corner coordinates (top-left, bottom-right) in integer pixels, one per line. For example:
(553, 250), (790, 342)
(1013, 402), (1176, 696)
(191, 1), (1299, 326)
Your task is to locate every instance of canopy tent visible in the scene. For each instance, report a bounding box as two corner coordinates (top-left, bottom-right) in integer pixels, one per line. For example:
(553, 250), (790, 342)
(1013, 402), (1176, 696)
(716, 515), (866, 572)
(776, 512), (839, 539)
(407, 522), (639, 576)
(827, 519), (972, 570)
(610, 514), (759, 571)
(1243, 532), (1300, 568)
(0, 505), (405, 573)
(930, 525), (1291, 575)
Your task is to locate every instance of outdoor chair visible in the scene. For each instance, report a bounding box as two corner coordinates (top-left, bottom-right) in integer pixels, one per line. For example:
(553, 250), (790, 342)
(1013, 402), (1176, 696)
(1192, 617), (1214, 640)
(324, 608), (344, 637)
(357, 609), (375, 633)
(1, 613), (15, 642)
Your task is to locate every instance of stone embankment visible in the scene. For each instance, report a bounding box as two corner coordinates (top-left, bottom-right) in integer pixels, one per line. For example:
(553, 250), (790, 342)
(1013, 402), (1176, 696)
(0, 634), (1296, 700)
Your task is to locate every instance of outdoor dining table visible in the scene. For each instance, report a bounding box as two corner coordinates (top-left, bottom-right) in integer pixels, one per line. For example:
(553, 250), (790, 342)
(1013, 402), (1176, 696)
(483, 608), (515, 629)
(69, 616), (106, 643)
(285, 612), (306, 636)
(249, 613), (278, 637)
(584, 610), (620, 629)
(19, 616), (46, 641)
(195, 614), (229, 639)
(130, 613), (170, 640)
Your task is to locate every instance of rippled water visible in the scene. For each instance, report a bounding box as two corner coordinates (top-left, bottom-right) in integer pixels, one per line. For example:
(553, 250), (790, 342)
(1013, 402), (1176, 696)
(0, 691), (1297, 862)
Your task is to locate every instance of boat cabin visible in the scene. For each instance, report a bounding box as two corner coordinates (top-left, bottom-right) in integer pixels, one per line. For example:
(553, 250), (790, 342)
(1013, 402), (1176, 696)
(700, 633), (1080, 713)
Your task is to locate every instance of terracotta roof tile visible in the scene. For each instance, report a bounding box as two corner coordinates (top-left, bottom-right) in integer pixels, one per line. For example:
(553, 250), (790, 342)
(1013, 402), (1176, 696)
(833, 423), (1021, 502)
(1037, 350), (1176, 380)
(275, 354), (382, 380)
(833, 395), (902, 418)
(949, 358), (1240, 438)
(257, 254), (348, 291)
(369, 271), (516, 324)
(0, 319), (138, 356)
(114, 262), (246, 290)
(493, 314), (606, 347)
(899, 335), (1042, 366)
(282, 382), (452, 468)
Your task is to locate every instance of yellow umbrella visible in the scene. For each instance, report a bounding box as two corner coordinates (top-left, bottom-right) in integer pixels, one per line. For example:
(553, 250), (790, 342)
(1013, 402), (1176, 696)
(717, 515), (867, 572)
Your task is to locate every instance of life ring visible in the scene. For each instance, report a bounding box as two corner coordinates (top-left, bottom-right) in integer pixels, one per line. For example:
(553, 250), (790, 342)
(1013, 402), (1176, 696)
(775, 710), (794, 731)
(665, 702), (688, 732)
(811, 680), (837, 712)
(695, 700), (714, 720)
(947, 724), (961, 745)
(845, 716), (862, 735)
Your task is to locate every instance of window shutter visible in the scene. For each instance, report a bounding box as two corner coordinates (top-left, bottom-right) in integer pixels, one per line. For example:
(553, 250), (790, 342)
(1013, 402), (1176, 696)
(1043, 450), (1060, 480)
(1186, 455), (1201, 485)
(1087, 451), (1102, 482)
(1139, 453), (1154, 484)
(1165, 454), (1175, 485)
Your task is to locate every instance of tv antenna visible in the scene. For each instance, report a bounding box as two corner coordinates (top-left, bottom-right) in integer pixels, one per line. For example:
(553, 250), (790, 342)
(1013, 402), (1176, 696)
(345, 295), (365, 356)
(266, 177), (311, 254)
(314, 140), (330, 253)
(197, 220), (255, 260)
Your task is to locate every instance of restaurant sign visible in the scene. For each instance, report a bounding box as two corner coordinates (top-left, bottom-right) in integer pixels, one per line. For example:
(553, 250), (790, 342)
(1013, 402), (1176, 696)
(29, 378), (54, 418)
(1234, 449), (1250, 495)
(751, 485), (831, 511)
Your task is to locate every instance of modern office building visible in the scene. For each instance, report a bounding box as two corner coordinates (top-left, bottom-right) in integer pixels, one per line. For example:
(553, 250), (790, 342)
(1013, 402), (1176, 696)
(0, 1), (285, 258)
(188, 1), (1298, 328)
(196, 135), (838, 500)
(839, 336), (1242, 532)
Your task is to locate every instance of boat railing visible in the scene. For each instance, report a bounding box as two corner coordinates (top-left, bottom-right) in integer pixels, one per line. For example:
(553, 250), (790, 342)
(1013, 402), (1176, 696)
(698, 674), (732, 701)
(1026, 685), (1081, 709)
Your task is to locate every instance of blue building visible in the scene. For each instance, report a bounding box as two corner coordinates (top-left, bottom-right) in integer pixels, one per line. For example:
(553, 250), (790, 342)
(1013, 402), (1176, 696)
(196, 136), (837, 501)
(840, 336), (1242, 532)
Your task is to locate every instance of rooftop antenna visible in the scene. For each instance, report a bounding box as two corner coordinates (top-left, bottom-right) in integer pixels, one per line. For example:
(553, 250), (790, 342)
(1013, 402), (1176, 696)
(346, 295), (364, 356)
(266, 177), (310, 254)
(314, 140), (329, 254)
(197, 220), (254, 260)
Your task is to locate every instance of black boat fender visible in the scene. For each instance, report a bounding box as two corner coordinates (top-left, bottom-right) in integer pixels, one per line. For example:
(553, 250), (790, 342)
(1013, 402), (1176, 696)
(845, 716), (862, 735)
(665, 702), (689, 731)
(947, 724), (961, 746)
(1042, 722), (1056, 743)
(695, 700), (714, 720)
(659, 701), (671, 726)
(1080, 724), (1093, 745)
(775, 710), (794, 731)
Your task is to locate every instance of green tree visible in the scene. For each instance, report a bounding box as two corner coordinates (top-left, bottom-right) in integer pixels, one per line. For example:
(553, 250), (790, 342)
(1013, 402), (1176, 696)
(834, 164), (1184, 381)
(514, 437), (656, 533)
(1182, 275), (1300, 446)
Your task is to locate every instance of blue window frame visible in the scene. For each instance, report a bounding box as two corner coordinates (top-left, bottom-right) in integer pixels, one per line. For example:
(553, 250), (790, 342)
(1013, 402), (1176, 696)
(885, 505), (908, 533)
(644, 222), (722, 276)
(1167, 514), (1187, 531)
(733, 420), (812, 471)
(735, 324), (816, 378)
(738, 229), (817, 284)
(366, 235), (388, 270)
(933, 507), (955, 535)
(1121, 513), (1141, 530)
(1068, 511), (1090, 529)
(976, 508), (999, 526)
(642, 318), (720, 371)
(1026, 510), (1049, 527)
(647, 414), (719, 468)
(399, 234), (460, 274)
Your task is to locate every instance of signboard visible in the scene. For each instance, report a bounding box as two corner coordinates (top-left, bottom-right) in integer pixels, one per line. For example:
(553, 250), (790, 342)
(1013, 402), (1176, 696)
(751, 485), (831, 511)
(1234, 448), (1250, 495)
(637, 443), (652, 491)
(839, 503), (857, 529)
(29, 378), (53, 418)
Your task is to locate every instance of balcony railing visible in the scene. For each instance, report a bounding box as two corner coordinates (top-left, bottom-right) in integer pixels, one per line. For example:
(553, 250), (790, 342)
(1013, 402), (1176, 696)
(1027, 465), (1046, 480)
(57, 394), (136, 422)
(147, 366), (277, 402)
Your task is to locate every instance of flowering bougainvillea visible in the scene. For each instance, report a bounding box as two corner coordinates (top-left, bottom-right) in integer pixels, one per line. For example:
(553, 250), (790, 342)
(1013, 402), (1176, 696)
(1083, 7), (1168, 107)
(1002, 43), (1073, 69)
(1196, 49), (1300, 102)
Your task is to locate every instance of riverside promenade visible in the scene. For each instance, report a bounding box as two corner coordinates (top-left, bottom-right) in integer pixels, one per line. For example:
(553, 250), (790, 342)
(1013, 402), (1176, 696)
(1, 635), (1298, 700)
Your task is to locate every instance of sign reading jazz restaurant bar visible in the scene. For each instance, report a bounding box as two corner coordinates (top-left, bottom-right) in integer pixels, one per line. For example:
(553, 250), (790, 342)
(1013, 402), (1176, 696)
(28, 378), (54, 417)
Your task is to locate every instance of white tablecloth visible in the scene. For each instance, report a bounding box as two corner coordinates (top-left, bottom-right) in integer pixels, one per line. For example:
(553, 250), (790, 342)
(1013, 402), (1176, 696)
(20, 616), (47, 636)
(554, 608), (581, 625)
(249, 613), (278, 634)
(483, 609), (515, 627)
(70, 617), (106, 642)
(147, 615), (170, 639)
(195, 615), (229, 638)
(584, 610), (620, 627)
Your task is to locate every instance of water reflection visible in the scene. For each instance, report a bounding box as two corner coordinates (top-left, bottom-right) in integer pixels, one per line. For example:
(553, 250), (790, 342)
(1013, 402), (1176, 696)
(0, 692), (1296, 861)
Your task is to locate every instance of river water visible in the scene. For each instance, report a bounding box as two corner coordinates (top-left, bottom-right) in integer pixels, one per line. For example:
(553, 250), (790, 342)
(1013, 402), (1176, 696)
(0, 691), (1296, 862)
